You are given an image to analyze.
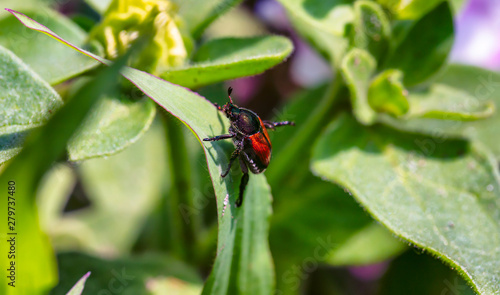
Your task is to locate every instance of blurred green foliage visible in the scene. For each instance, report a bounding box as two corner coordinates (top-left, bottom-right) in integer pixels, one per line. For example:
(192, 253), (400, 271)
(1, 0), (499, 295)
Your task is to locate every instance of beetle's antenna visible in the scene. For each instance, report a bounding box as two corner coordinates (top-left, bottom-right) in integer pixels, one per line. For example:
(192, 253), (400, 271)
(228, 87), (233, 104)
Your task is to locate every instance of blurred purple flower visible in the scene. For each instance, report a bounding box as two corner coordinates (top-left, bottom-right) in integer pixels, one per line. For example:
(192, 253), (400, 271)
(229, 76), (263, 104)
(255, 0), (291, 30)
(255, 0), (332, 87)
(451, 0), (500, 70)
(348, 262), (389, 282)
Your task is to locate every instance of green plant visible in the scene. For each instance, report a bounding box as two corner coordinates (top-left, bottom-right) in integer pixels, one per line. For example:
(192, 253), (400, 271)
(0, 0), (499, 294)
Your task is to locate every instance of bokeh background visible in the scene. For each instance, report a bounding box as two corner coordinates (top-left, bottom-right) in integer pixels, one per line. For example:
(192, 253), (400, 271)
(2, 0), (499, 294)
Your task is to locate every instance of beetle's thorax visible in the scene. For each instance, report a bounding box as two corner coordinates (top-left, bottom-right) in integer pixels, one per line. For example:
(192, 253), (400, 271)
(223, 103), (262, 136)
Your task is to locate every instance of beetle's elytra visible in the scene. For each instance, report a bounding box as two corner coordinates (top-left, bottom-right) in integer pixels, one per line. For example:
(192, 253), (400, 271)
(203, 87), (295, 207)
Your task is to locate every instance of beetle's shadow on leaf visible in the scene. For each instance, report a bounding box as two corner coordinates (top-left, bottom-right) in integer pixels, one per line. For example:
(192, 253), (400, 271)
(203, 108), (241, 208)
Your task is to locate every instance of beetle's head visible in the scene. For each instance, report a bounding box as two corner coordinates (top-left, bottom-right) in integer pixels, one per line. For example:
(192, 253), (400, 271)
(222, 87), (261, 135)
(221, 87), (239, 120)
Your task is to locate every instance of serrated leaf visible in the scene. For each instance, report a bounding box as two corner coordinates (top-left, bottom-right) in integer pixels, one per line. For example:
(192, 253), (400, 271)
(384, 2), (454, 86)
(311, 114), (500, 295)
(52, 252), (202, 295)
(277, 0), (353, 68)
(65, 272), (90, 295)
(160, 36), (293, 89)
(8, 9), (276, 295)
(68, 93), (156, 161)
(0, 44), (62, 164)
(351, 1), (390, 62)
(368, 69), (409, 116)
(341, 48), (377, 125)
(0, 8), (100, 85)
(0, 45), (125, 295)
(379, 64), (500, 159)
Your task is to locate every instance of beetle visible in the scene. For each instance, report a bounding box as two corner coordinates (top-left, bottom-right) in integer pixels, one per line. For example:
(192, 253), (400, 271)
(203, 87), (295, 207)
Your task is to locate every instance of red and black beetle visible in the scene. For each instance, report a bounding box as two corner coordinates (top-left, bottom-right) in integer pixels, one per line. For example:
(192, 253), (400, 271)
(203, 87), (295, 207)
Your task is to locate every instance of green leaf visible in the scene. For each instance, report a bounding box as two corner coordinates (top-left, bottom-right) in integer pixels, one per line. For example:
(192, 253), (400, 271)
(0, 8), (100, 85)
(51, 252), (202, 295)
(0, 45), (62, 126)
(38, 120), (168, 254)
(36, 163), (76, 231)
(265, 84), (330, 188)
(375, 0), (465, 18)
(68, 92), (156, 161)
(435, 65), (500, 156)
(265, 85), (404, 293)
(384, 2), (454, 86)
(271, 180), (406, 293)
(341, 48), (377, 125)
(277, 0), (353, 68)
(396, 0), (443, 20)
(368, 69), (409, 116)
(160, 36), (293, 89)
(368, 70), (492, 122)
(379, 64), (500, 159)
(8, 10), (276, 294)
(350, 1), (390, 62)
(327, 222), (406, 265)
(311, 114), (500, 295)
(0, 44), (62, 164)
(173, 0), (243, 39)
(0, 125), (39, 165)
(65, 272), (90, 295)
(0, 43), (125, 295)
(202, 6), (267, 39)
(449, 0), (467, 12)
(405, 83), (495, 120)
(0, 0), (46, 13)
(378, 251), (476, 295)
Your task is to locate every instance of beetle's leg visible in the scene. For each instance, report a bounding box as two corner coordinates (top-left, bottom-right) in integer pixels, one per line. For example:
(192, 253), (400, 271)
(236, 157), (249, 207)
(221, 148), (241, 177)
(263, 120), (295, 131)
(213, 102), (222, 111)
(203, 134), (234, 141)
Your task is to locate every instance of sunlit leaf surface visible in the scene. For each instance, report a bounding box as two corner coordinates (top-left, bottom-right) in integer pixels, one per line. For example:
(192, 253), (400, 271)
(312, 114), (500, 295)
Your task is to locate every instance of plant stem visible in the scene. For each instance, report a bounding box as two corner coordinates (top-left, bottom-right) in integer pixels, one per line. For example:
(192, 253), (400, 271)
(266, 75), (345, 188)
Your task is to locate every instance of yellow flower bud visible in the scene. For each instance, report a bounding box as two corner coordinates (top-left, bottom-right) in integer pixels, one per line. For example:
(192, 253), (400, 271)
(90, 0), (188, 74)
